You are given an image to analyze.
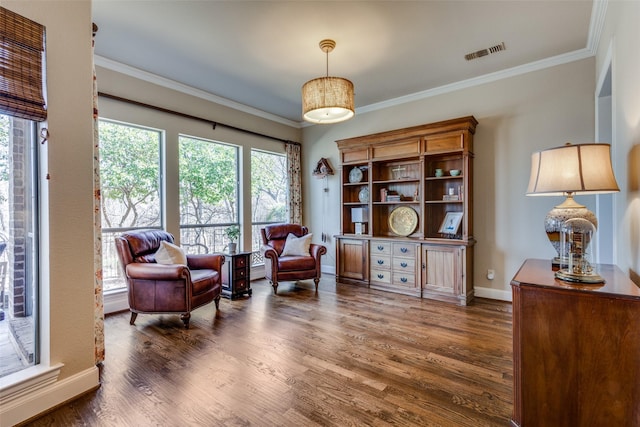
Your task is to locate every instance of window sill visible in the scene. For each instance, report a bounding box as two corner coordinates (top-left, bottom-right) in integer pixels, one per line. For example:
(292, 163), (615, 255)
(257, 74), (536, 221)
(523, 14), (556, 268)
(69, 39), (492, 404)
(0, 363), (64, 406)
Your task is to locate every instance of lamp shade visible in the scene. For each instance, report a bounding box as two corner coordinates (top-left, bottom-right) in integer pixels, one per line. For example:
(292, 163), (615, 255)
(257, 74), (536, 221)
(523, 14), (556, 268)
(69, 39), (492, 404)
(302, 77), (354, 124)
(526, 143), (619, 196)
(351, 207), (368, 223)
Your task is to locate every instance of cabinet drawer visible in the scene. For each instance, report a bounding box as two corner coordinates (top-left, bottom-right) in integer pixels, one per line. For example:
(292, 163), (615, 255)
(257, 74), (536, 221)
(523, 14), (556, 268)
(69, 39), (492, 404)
(371, 241), (391, 255)
(372, 138), (420, 159)
(392, 273), (417, 287)
(235, 268), (247, 279)
(393, 257), (416, 271)
(342, 148), (369, 163)
(370, 255), (391, 270)
(370, 269), (391, 283)
(424, 133), (463, 153)
(392, 243), (416, 257)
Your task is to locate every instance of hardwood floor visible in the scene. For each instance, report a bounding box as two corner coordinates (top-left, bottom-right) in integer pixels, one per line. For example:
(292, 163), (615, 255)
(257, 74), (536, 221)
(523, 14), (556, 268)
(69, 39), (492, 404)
(25, 277), (513, 426)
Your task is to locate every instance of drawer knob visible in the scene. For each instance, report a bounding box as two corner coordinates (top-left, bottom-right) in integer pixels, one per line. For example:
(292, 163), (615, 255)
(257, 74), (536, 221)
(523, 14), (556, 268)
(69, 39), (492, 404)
(377, 273), (384, 279)
(400, 277), (408, 283)
(377, 259), (384, 265)
(400, 247), (408, 253)
(400, 262), (407, 268)
(377, 245), (384, 251)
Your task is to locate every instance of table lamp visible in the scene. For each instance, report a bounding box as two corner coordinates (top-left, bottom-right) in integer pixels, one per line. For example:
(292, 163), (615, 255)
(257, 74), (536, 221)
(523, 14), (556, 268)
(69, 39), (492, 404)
(526, 143), (619, 282)
(351, 207), (368, 235)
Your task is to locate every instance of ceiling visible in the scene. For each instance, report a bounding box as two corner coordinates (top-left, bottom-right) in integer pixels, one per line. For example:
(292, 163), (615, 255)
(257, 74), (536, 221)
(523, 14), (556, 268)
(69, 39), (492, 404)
(92, 1), (596, 125)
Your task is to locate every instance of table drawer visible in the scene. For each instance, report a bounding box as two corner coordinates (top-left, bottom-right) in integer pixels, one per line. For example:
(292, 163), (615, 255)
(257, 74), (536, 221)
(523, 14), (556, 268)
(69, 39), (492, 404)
(234, 256), (248, 268)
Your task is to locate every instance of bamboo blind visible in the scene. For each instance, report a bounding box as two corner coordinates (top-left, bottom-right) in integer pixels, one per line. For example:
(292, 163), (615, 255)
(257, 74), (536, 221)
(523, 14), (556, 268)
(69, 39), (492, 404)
(0, 7), (46, 121)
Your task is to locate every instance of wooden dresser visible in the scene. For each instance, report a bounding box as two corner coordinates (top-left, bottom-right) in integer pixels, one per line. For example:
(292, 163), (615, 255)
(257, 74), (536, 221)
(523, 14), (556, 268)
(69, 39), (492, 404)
(510, 258), (640, 426)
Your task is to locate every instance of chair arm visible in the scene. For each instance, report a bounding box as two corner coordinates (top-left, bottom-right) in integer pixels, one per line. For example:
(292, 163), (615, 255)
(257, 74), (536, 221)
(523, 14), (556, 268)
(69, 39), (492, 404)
(261, 245), (279, 261)
(187, 253), (225, 271)
(126, 263), (188, 280)
(310, 243), (327, 259)
(310, 243), (327, 271)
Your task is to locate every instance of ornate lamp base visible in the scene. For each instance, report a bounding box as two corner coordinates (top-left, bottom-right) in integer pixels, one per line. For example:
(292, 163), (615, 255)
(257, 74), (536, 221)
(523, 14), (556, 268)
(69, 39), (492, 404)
(545, 194), (597, 264)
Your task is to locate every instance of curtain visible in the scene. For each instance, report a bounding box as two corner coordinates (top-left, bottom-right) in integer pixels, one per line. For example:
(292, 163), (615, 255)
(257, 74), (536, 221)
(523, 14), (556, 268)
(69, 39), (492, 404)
(285, 142), (302, 224)
(92, 23), (105, 364)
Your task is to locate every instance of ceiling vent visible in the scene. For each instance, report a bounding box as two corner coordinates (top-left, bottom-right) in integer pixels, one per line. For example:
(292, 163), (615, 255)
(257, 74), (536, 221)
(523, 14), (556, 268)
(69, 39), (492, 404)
(465, 42), (506, 61)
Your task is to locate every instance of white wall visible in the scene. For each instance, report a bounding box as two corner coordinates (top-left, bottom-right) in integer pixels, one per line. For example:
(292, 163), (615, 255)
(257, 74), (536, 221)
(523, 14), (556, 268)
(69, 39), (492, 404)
(596, 0), (640, 284)
(303, 58), (597, 299)
(2, 1), (99, 425)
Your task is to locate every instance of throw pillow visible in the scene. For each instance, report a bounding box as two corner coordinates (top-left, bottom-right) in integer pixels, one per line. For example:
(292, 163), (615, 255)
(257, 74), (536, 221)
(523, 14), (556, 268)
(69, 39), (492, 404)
(280, 233), (312, 257)
(155, 240), (188, 265)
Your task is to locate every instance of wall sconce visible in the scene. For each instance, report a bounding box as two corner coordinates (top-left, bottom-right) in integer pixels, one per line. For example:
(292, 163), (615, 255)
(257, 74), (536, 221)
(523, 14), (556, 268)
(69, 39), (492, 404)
(526, 143), (619, 282)
(351, 207), (368, 235)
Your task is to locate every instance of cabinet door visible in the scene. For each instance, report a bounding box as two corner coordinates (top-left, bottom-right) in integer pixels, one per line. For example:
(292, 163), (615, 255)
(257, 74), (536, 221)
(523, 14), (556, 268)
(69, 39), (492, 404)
(423, 245), (461, 295)
(338, 239), (369, 283)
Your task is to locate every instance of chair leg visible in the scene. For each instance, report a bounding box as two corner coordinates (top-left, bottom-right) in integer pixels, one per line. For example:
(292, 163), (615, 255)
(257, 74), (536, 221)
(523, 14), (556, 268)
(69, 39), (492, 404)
(180, 313), (191, 329)
(314, 277), (320, 292)
(271, 281), (278, 294)
(214, 295), (221, 309)
(129, 311), (137, 325)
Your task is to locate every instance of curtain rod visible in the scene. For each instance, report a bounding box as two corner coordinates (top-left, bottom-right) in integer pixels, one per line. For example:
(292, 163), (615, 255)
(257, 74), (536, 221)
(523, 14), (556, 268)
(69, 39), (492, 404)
(97, 92), (301, 146)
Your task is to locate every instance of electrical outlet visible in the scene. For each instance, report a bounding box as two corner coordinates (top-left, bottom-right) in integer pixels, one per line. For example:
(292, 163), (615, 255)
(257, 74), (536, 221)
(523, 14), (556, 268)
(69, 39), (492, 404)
(487, 269), (495, 280)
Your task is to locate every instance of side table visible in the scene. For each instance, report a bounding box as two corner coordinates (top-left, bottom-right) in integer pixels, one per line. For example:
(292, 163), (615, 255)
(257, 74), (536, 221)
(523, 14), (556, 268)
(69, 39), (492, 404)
(221, 251), (252, 299)
(510, 258), (640, 426)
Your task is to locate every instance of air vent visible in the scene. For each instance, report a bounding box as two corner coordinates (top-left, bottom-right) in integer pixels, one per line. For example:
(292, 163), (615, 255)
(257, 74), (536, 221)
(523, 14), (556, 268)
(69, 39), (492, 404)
(465, 42), (506, 61)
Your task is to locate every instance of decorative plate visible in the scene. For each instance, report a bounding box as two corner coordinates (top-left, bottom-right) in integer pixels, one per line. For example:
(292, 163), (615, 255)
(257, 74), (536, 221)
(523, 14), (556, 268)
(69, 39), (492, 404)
(349, 167), (363, 183)
(358, 187), (369, 203)
(388, 206), (418, 237)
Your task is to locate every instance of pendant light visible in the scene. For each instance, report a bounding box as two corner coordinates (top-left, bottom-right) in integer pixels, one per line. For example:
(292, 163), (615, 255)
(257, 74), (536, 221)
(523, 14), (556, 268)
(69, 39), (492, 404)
(302, 39), (354, 124)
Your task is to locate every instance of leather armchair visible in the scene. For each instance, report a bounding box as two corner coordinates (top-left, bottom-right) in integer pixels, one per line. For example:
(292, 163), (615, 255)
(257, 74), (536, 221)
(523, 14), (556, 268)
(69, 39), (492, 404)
(115, 229), (224, 328)
(260, 224), (327, 294)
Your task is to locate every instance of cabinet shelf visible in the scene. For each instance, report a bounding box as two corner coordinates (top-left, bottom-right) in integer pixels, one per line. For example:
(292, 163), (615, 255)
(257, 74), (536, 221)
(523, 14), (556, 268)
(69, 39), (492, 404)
(425, 176), (463, 181)
(373, 179), (421, 185)
(374, 201), (420, 205)
(424, 200), (463, 204)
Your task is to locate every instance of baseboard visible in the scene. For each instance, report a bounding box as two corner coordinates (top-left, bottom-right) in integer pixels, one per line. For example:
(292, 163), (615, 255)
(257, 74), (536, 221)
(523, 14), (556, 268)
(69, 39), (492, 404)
(0, 365), (99, 427)
(474, 286), (512, 302)
(322, 265), (336, 276)
(103, 289), (129, 315)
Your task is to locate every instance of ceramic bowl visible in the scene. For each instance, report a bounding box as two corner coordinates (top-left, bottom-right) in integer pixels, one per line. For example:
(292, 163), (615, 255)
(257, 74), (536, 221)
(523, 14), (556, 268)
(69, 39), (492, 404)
(449, 169), (461, 176)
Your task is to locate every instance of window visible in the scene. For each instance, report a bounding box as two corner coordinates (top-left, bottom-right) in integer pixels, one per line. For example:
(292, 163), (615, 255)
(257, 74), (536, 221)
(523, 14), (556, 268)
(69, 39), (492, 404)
(251, 150), (287, 257)
(0, 114), (39, 378)
(179, 135), (238, 254)
(99, 119), (162, 292)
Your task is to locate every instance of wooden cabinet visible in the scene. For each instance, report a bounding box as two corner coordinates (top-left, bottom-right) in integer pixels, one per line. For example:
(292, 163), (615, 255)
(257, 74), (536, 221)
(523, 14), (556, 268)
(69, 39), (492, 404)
(510, 259), (640, 427)
(335, 116), (477, 304)
(337, 238), (369, 285)
(221, 251), (252, 299)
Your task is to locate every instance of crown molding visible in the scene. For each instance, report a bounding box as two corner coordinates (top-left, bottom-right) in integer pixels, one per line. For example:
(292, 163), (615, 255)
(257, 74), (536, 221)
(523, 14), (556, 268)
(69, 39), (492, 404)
(357, 47), (595, 116)
(94, 55), (301, 129)
(587, 0), (608, 54)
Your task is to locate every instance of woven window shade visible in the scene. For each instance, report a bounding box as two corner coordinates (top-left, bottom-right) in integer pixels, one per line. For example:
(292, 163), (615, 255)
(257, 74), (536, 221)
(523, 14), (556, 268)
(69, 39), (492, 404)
(0, 7), (46, 121)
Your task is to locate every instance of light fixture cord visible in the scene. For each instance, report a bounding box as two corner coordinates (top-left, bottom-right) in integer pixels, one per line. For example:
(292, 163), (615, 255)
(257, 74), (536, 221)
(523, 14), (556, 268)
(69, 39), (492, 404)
(325, 49), (329, 77)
